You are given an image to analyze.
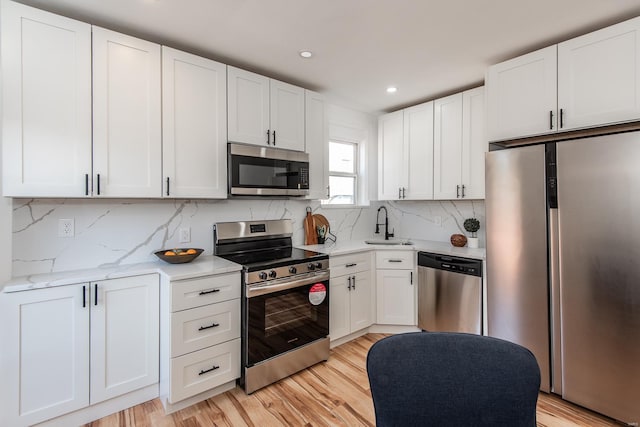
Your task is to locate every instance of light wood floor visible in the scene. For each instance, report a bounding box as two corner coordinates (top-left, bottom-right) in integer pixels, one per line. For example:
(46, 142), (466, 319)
(86, 333), (621, 426)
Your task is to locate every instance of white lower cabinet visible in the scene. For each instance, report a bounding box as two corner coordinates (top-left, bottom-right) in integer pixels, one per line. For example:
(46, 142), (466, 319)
(161, 272), (241, 409)
(376, 251), (416, 325)
(0, 274), (159, 427)
(329, 252), (375, 341)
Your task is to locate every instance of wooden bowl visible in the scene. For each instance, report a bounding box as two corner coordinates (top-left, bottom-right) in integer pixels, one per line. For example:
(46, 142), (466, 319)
(450, 234), (468, 247)
(154, 248), (203, 264)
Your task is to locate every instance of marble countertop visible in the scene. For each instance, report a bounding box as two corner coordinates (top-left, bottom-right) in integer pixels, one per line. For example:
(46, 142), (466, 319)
(2, 239), (485, 294)
(298, 238), (486, 260)
(1, 255), (242, 293)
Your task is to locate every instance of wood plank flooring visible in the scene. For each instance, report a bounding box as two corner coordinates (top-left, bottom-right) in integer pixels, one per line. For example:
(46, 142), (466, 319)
(86, 333), (621, 426)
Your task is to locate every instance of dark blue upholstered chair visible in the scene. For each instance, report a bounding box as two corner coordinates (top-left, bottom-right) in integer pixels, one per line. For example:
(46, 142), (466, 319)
(366, 332), (540, 427)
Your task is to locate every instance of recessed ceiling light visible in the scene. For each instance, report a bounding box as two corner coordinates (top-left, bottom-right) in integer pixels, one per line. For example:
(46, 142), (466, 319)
(386, 86), (398, 93)
(299, 50), (313, 58)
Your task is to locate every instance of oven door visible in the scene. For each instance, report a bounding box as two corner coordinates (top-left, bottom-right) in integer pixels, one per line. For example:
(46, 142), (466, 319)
(245, 271), (329, 366)
(228, 143), (309, 196)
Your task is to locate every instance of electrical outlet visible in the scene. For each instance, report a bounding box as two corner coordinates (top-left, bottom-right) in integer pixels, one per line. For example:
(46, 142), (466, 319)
(179, 227), (191, 244)
(58, 218), (75, 237)
(434, 216), (442, 227)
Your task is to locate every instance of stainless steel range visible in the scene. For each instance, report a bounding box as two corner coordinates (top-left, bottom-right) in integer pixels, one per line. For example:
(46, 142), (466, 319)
(213, 219), (330, 394)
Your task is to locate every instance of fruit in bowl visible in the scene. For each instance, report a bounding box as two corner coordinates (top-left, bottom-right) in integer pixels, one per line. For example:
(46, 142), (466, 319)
(155, 248), (203, 264)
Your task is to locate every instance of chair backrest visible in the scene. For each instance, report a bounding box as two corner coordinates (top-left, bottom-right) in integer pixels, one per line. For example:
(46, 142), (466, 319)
(366, 332), (540, 427)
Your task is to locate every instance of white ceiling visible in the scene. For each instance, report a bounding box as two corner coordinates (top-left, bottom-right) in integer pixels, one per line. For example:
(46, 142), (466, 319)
(15, 0), (640, 115)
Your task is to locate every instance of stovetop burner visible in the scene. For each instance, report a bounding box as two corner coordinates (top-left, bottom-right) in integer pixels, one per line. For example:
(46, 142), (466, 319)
(221, 247), (327, 271)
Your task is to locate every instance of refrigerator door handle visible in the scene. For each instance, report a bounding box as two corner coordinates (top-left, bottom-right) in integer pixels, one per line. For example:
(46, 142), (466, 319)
(549, 207), (562, 395)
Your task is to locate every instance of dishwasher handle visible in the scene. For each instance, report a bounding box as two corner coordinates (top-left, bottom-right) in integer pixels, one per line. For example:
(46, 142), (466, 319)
(417, 251), (482, 277)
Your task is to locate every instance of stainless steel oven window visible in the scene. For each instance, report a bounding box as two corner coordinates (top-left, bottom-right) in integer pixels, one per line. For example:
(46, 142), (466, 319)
(264, 292), (316, 337)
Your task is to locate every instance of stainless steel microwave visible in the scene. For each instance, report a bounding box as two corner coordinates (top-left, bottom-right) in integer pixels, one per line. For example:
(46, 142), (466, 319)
(228, 143), (310, 196)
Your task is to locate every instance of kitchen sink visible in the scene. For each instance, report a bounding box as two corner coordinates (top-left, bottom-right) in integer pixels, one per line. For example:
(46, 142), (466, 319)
(364, 239), (414, 246)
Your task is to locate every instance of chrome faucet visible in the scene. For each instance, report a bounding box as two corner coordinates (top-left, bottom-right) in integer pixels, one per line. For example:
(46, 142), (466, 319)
(375, 206), (394, 240)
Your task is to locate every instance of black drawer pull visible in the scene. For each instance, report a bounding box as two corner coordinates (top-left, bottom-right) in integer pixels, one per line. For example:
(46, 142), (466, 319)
(199, 289), (220, 296)
(198, 322), (220, 331)
(389, 259), (403, 263)
(346, 263), (357, 267)
(198, 365), (220, 375)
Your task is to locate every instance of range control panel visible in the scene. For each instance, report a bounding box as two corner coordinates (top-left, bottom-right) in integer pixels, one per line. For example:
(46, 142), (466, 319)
(418, 252), (482, 277)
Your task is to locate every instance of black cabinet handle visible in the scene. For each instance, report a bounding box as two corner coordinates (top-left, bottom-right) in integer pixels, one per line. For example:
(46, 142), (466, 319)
(410, 271), (413, 285)
(456, 185), (460, 198)
(82, 285), (86, 307)
(347, 276), (352, 290)
(96, 174), (101, 195)
(272, 130), (276, 145)
(199, 288), (220, 296)
(94, 283), (98, 306)
(352, 275), (356, 290)
(266, 129), (271, 145)
(398, 188), (402, 199)
(85, 174), (89, 196)
(549, 110), (554, 130)
(198, 322), (220, 331)
(198, 365), (220, 376)
(166, 177), (170, 196)
(560, 108), (564, 128)
(402, 187), (406, 199)
(462, 185), (466, 198)
(346, 263), (357, 267)
(389, 259), (403, 263)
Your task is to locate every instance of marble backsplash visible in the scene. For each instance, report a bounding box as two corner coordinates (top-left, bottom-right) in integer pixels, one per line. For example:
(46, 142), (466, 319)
(11, 198), (485, 277)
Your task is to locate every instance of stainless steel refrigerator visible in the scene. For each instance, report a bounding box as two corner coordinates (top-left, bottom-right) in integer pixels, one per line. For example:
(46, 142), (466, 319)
(486, 131), (640, 425)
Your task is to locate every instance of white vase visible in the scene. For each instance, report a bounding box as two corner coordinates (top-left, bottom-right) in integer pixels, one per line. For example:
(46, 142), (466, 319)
(467, 237), (479, 248)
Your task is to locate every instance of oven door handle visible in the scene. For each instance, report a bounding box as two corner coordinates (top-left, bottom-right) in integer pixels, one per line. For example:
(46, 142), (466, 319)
(247, 271), (329, 298)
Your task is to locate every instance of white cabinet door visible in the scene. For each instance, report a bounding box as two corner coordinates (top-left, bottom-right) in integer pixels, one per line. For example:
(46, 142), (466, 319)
(329, 275), (351, 340)
(305, 90), (329, 200)
(376, 269), (415, 325)
(90, 275), (159, 404)
(92, 27), (162, 197)
(558, 17), (640, 131)
(270, 80), (305, 151)
(1, 1), (92, 197)
(486, 45), (557, 142)
(461, 87), (486, 199)
(162, 47), (227, 199)
(349, 270), (374, 332)
(403, 101), (434, 200)
(434, 93), (463, 200)
(378, 110), (404, 200)
(0, 286), (89, 427)
(227, 66), (270, 146)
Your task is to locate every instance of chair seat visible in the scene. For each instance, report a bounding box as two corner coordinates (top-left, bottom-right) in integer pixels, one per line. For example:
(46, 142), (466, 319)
(366, 332), (541, 427)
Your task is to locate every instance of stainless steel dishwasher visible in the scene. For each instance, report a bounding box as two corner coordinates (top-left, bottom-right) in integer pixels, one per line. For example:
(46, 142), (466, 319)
(417, 252), (483, 334)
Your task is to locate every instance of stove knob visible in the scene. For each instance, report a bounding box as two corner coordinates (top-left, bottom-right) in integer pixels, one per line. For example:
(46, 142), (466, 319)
(269, 270), (277, 278)
(289, 266), (298, 274)
(259, 272), (268, 280)
(315, 262), (323, 269)
(307, 263), (316, 271)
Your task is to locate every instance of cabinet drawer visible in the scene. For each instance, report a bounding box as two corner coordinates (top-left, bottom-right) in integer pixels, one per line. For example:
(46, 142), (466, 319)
(330, 252), (372, 278)
(171, 299), (240, 357)
(171, 273), (240, 312)
(376, 250), (415, 269)
(169, 338), (240, 403)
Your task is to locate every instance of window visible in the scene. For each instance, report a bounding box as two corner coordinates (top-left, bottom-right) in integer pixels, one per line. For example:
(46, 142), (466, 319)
(325, 140), (357, 205)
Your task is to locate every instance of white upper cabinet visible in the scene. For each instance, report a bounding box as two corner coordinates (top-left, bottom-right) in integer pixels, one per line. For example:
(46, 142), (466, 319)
(305, 90), (329, 200)
(378, 110), (404, 200)
(1, 1), (92, 197)
(486, 46), (557, 142)
(461, 87), (486, 199)
(92, 27), (162, 197)
(403, 102), (435, 200)
(558, 17), (640, 131)
(227, 66), (305, 151)
(162, 47), (227, 199)
(378, 102), (434, 201)
(434, 93), (464, 200)
(488, 16), (640, 142)
(434, 87), (486, 200)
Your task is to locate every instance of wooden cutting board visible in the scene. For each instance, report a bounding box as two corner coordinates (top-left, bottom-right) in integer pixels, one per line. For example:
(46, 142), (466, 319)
(304, 207), (317, 245)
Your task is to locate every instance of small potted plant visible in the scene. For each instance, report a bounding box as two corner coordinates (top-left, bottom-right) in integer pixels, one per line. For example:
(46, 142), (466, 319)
(463, 218), (480, 248)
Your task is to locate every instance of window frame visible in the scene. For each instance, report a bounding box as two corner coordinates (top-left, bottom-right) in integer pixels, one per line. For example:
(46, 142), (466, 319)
(324, 139), (359, 206)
